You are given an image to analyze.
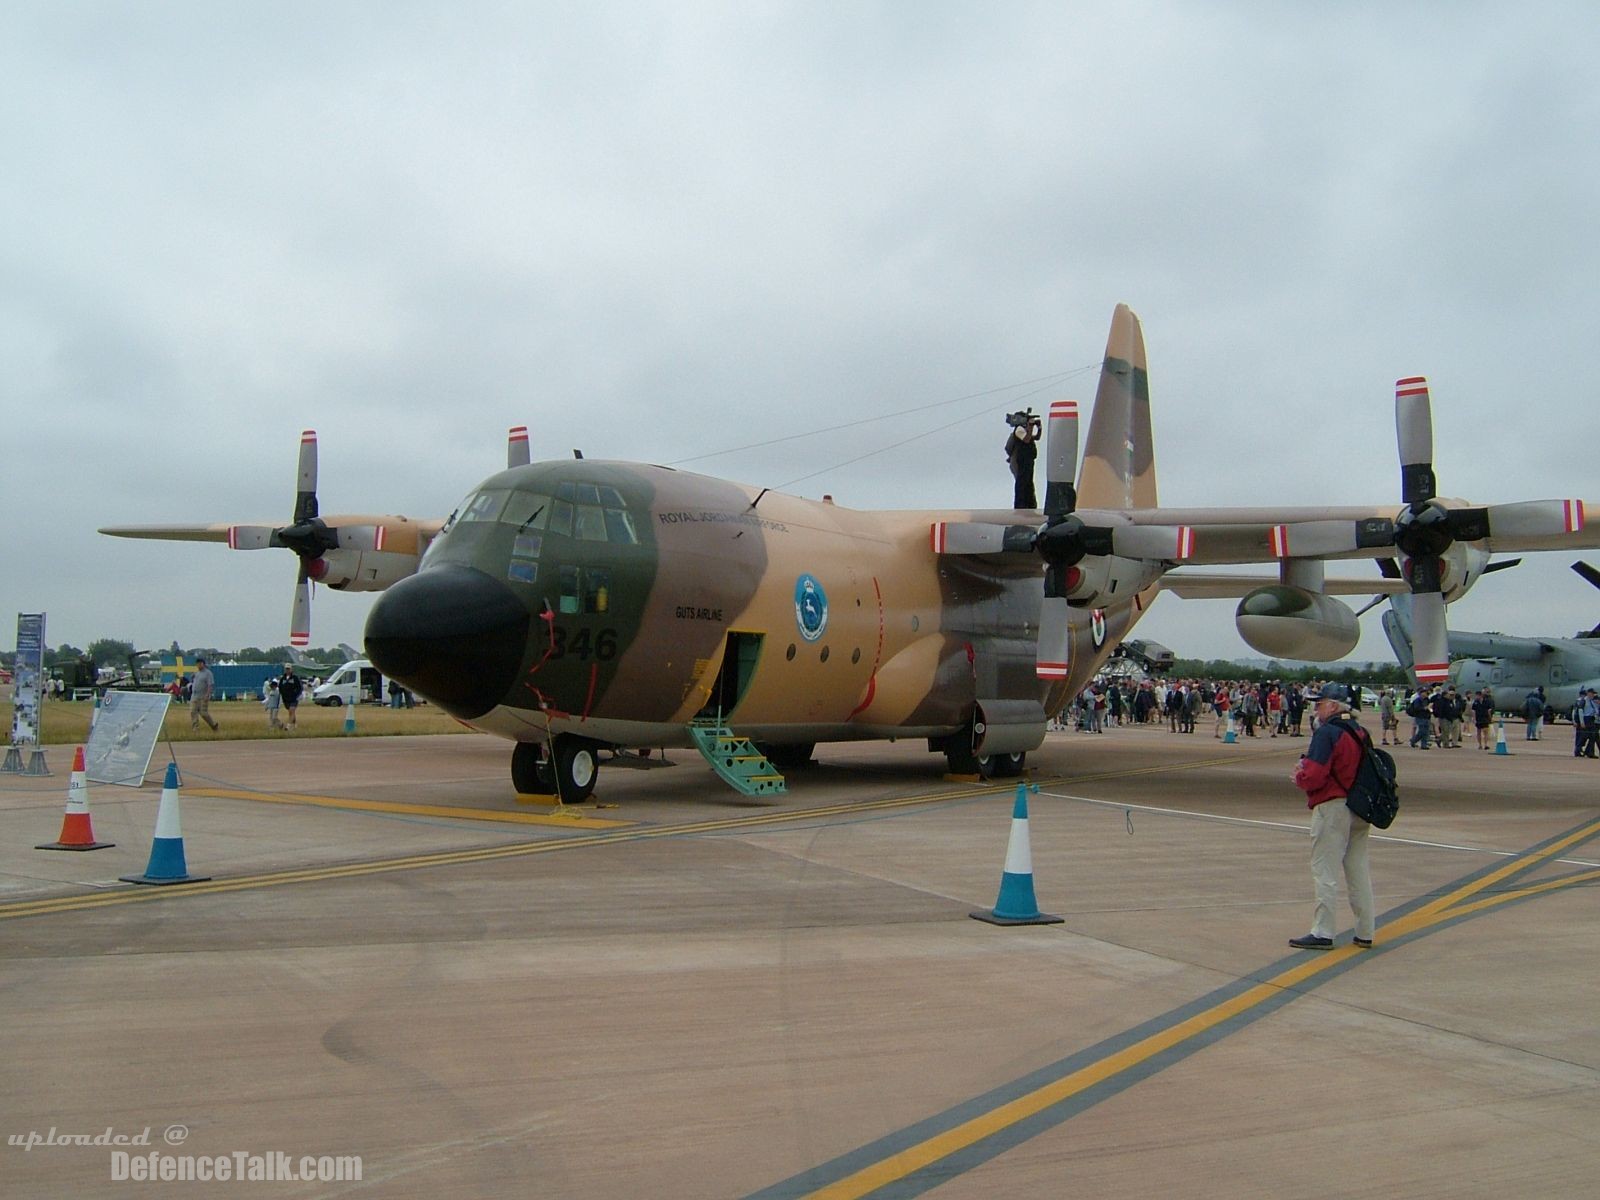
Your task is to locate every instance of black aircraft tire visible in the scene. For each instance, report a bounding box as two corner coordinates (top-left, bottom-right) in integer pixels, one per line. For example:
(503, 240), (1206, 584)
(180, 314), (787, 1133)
(553, 736), (599, 804)
(946, 739), (991, 778)
(986, 751), (1026, 778)
(511, 742), (549, 795)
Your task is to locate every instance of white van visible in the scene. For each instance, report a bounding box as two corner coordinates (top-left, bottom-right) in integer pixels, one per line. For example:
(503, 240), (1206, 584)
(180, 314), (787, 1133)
(312, 660), (387, 706)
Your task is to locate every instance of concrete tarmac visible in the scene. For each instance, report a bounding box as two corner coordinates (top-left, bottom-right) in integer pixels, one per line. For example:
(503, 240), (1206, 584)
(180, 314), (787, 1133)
(2, 718), (1597, 1198)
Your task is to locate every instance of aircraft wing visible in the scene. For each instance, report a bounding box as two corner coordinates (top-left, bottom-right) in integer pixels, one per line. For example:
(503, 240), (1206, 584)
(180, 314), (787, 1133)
(1159, 572), (1410, 599)
(1103, 501), (1600, 564)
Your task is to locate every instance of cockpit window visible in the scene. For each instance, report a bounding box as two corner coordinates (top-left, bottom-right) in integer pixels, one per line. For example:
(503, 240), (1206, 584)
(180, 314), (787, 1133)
(574, 505), (607, 541)
(460, 490), (510, 523)
(503, 492), (548, 530)
(603, 507), (637, 543)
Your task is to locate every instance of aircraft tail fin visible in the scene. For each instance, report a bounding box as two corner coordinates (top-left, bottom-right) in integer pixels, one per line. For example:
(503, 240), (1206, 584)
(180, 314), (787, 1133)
(1076, 304), (1157, 511)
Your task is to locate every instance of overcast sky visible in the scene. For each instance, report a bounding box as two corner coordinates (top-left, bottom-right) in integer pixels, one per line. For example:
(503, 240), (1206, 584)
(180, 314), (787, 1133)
(5, 2), (1598, 664)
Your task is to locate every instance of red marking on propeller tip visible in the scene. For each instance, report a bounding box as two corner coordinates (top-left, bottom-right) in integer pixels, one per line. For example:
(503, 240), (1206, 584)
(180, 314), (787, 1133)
(301, 430), (316, 442)
(290, 634), (310, 647)
(509, 426), (528, 439)
(1037, 662), (1070, 679)
(1415, 662), (1449, 681)
(1270, 525), (1289, 557)
(1176, 526), (1195, 559)
(930, 523), (945, 553)
(374, 526), (387, 551)
(227, 527), (239, 549)
(1395, 377), (1429, 397)
(1566, 500), (1585, 532)
(1049, 400), (1078, 419)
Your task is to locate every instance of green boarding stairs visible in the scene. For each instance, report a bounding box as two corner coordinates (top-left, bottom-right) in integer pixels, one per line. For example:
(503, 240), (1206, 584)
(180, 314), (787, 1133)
(688, 719), (787, 797)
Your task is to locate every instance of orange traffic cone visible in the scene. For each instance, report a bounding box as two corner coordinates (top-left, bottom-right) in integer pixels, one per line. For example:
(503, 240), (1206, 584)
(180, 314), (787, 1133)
(35, 746), (115, 851)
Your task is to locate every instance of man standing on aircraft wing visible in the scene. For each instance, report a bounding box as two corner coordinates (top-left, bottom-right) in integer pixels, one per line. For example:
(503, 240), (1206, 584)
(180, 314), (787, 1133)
(1288, 684), (1376, 951)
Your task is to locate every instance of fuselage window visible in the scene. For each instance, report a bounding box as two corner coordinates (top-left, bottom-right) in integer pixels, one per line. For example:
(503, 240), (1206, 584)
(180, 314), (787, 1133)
(558, 565), (581, 613)
(548, 500), (575, 537)
(583, 568), (612, 613)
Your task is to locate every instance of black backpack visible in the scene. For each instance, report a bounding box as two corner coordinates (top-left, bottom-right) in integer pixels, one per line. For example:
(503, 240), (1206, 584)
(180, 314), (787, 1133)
(1335, 717), (1400, 829)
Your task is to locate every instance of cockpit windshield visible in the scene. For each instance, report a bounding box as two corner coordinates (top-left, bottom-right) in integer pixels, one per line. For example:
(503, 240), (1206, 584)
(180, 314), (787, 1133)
(438, 484), (638, 545)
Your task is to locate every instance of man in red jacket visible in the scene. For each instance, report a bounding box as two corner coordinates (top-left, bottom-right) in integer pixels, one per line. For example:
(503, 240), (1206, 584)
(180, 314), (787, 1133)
(1288, 684), (1376, 950)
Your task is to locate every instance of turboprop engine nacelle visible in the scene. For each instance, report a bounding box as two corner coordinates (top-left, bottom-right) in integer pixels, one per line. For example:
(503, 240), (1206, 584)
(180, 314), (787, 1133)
(1063, 555), (1166, 606)
(1235, 586), (1359, 662)
(313, 547), (423, 592)
(1433, 541), (1489, 604)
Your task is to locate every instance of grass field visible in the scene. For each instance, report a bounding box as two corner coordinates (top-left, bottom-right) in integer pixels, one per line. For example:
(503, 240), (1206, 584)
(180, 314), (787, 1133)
(2, 698), (470, 745)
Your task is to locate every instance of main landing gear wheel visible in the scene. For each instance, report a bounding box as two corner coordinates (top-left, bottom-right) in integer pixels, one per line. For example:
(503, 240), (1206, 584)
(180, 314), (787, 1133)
(944, 737), (991, 778)
(511, 741), (551, 795)
(511, 737), (599, 802)
(981, 751), (1027, 778)
(552, 737), (599, 803)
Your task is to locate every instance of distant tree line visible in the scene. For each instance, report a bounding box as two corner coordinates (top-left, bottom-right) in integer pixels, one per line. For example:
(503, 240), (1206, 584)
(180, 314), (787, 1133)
(1167, 658), (1410, 685)
(1, 640), (353, 671)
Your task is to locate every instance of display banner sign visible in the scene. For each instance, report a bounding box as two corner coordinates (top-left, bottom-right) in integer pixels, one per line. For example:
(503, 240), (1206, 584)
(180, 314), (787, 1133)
(85, 691), (173, 786)
(10, 613), (46, 747)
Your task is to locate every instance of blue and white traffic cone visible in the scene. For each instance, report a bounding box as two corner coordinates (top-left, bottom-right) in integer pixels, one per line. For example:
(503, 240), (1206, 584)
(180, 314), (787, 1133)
(971, 784), (1063, 926)
(120, 762), (211, 886)
(1223, 713), (1237, 744)
(1494, 721), (1509, 755)
(343, 705), (356, 734)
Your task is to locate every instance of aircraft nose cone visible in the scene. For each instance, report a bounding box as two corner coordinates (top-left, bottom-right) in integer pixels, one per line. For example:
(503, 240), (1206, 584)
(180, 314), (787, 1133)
(364, 565), (530, 719)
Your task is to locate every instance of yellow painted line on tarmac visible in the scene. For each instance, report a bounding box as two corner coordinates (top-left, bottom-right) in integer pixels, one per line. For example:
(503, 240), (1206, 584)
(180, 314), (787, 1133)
(772, 806), (1600, 1199)
(1381, 811), (1600, 938)
(0, 749), (1278, 925)
(186, 786), (631, 829)
(0, 777), (1009, 922)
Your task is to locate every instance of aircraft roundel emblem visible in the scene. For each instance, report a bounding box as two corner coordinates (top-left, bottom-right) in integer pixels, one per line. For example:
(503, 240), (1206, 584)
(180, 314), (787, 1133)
(794, 573), (829, 642)
(1091, 607), (1107, 648)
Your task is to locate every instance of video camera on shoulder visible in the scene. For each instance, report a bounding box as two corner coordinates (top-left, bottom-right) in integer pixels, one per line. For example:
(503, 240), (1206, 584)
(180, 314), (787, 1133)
(1005, 408), (1042, 439)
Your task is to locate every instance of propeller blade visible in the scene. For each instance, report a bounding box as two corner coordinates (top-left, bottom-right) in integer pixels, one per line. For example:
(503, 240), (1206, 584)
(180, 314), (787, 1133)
(1409, 589), (1449, 684)
(290, 569), (312, 648)
(508, 425), (530, 469)
(293, 429), (319, 525)
(226, 525), (277, 551)
(1036, 596), (1071, 680)
(930, 521), (1023, 555)
(1268, 517), (1397, 559)
(1110, 524), (1195, 561)
(1395, 377), (1436, 506)
(1480, 557), (1522, 575)
(1573, 560), (1600, 592)
(1042, 399), (1079, 519)
(1475, 499), (1587, 540)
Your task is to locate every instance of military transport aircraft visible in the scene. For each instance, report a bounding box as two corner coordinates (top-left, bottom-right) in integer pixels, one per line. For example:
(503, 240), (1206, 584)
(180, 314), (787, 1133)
(1384, 565), (1600, 717)
(101, 305), (1599, 800)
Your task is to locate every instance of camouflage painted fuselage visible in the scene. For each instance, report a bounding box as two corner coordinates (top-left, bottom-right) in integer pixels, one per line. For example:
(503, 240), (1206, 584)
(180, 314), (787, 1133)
(367, 458), (1152, 752)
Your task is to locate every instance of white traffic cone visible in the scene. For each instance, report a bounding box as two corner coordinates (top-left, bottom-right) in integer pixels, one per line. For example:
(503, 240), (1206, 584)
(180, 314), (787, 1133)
(971, 784), (1063, 926)
(120, 762), (211, 886)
